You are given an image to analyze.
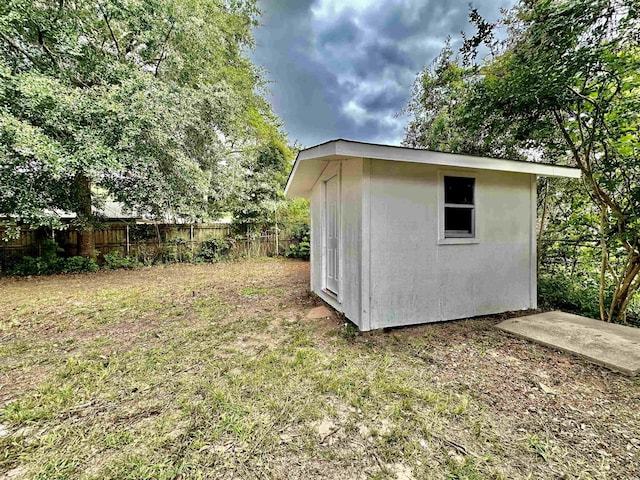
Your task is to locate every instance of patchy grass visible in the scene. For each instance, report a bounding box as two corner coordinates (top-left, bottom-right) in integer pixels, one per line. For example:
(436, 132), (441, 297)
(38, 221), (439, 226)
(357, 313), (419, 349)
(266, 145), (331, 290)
(0, 258), (638, 479)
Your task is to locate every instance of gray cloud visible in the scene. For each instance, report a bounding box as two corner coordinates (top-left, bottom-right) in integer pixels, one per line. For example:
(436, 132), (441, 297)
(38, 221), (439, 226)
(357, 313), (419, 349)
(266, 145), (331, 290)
(318, 16), (361, 48)
(351, 40), (413, 80)
(252, 0), (515, 147)
(360, 88), (407, 112)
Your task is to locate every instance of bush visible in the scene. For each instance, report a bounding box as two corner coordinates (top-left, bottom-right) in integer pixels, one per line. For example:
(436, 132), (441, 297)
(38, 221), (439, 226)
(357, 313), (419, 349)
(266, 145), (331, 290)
(163, 245), (179, 263)
(180, 248), (194, 263)
(103, 252), (142, 270)
(198, 237), (233, 262)
(11, 240), (98, 275)
(285, 223), (310, 260)
(538, 272), (610, 320)
(285, 241), (310, 260)
(164, 238), (193, 263)
(62, 256), (99, 273)
(12, 240), (63, 275)
(11, 256), (46, 276)
(134, 245), (159, 266)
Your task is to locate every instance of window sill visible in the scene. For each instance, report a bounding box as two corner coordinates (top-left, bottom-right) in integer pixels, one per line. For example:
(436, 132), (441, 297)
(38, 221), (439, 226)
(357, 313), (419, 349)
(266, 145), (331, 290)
(438, 237), (480, 245)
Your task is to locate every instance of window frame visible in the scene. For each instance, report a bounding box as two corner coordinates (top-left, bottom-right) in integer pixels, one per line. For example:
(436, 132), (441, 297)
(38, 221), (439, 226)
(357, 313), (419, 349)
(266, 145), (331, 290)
(438, 171), (480, 245)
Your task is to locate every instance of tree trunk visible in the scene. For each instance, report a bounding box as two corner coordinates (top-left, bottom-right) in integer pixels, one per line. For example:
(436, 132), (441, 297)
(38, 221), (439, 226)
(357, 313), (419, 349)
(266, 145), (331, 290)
(537, 180), (549, 243)
(607, 257), (640, 323)
(75, 174), (95, 258)
(598, 208), (608, 321)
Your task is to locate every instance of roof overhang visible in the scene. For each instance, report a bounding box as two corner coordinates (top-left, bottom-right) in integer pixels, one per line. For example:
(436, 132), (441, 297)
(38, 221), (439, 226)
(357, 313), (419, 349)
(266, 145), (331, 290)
(284, 139), (581, 199)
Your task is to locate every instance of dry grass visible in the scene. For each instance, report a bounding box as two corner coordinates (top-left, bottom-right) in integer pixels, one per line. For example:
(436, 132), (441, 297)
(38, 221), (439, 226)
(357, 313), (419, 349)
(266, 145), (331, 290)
(0, 258), (638, 479)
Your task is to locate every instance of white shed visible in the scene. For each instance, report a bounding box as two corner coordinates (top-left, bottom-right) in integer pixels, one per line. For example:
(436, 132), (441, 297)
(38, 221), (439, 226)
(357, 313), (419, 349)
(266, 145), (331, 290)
(285, 139), (581, 331)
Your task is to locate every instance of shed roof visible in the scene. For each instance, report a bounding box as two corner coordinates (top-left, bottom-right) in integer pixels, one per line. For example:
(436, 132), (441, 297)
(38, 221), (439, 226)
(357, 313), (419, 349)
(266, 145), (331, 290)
(284, 139), (581, 198)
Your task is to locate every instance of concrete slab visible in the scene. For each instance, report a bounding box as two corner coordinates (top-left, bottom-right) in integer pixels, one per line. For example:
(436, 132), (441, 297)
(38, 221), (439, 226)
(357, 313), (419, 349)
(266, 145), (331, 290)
(496, 311), (640, 376)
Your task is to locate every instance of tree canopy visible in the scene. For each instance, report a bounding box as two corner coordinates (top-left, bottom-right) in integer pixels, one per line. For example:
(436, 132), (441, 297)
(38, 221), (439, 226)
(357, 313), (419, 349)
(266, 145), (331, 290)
(0, 0), (288, 252)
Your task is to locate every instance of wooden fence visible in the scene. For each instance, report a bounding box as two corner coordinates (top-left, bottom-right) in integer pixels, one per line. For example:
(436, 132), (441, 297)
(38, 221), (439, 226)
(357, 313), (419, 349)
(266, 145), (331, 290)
(0, 223), (294, 269)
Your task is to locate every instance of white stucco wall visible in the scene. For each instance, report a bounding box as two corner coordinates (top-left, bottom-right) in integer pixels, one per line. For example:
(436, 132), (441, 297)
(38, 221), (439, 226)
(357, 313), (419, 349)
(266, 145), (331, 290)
(309, 157), (536, 331)
(340, 158), (363, 324)
(366, 159), (536, 330)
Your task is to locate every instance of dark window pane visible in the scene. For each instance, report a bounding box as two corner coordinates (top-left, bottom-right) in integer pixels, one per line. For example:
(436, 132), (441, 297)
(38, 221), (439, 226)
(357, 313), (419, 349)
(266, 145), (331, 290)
(444, 176), (474, 204)
(445, 207), (472, 235)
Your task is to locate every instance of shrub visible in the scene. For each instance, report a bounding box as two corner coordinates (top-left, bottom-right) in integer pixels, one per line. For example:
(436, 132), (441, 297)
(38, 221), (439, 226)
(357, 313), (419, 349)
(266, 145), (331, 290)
(103, 252), (142, 270)
(134, 245), (158, 266)
(285, 241), (310, 260)
(164, 238), (193, 263)
(11, 256), (45, 276)
(285, 223), (310, 260)
(538, 272), (610, 320)
(198, 237), (233, 262)
(62, 256), (99, 273)
(11, 241), (98, 275)
(163, 245), (179, 263)
(12, 240), (63, 275)
(174, 247), (194, 263)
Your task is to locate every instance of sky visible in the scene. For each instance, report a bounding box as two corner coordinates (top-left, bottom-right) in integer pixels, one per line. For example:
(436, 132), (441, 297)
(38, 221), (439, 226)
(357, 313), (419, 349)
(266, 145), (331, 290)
(251, 0), (514, 148)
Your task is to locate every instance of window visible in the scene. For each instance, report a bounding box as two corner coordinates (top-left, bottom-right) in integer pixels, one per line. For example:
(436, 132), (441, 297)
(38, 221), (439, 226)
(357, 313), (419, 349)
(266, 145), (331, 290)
(444, 175), (475, 238)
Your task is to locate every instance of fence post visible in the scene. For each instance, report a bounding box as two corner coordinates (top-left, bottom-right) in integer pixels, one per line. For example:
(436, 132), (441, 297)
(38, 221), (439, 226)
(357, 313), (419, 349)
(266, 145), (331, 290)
(126, 225), (130, 255)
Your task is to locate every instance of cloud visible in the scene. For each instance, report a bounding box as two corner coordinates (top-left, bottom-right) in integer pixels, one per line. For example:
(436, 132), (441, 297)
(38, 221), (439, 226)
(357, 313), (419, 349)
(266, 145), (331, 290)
(360, 87), (407, 112)
(317, 16), (361, 48)
(252, 0), (515, 147)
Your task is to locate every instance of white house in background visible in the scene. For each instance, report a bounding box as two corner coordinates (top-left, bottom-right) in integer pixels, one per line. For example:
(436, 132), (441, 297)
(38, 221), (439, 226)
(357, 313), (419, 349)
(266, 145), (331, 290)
(284, 139), (581, 331)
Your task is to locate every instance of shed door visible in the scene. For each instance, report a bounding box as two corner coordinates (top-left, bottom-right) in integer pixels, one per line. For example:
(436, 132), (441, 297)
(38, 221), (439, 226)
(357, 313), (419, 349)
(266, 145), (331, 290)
(325, 174), (340, 295)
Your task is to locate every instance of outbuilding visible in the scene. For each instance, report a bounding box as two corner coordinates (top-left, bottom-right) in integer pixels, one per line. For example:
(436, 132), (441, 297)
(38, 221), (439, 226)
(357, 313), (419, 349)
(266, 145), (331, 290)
(285, 139), (581, 331)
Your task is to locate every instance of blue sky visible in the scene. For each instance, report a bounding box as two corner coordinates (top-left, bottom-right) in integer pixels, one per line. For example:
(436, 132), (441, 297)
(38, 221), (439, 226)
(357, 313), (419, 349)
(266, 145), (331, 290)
(251, 0), (514, 147)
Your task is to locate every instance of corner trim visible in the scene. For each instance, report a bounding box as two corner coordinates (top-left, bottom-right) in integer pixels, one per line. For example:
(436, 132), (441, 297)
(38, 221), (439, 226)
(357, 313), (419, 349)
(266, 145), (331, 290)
(530, 174), (538, 309)
(361, 158), (372, 331)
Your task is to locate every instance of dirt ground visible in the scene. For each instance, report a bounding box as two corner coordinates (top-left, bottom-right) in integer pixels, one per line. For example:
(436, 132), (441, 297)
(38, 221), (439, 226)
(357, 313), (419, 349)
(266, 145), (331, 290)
(0, 258), (638, 479)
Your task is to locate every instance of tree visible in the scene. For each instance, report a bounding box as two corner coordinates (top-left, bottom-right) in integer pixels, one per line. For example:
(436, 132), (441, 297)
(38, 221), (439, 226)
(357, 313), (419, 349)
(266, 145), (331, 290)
(405, 0), (640, 322)
(403, 41), (470, 152)
(0, 0), (279, 255)
(228, 138), (294, 236)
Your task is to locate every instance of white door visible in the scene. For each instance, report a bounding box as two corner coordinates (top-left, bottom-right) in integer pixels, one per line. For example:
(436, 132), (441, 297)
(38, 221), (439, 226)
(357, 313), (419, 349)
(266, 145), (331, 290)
(325, 175), (339, 295)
